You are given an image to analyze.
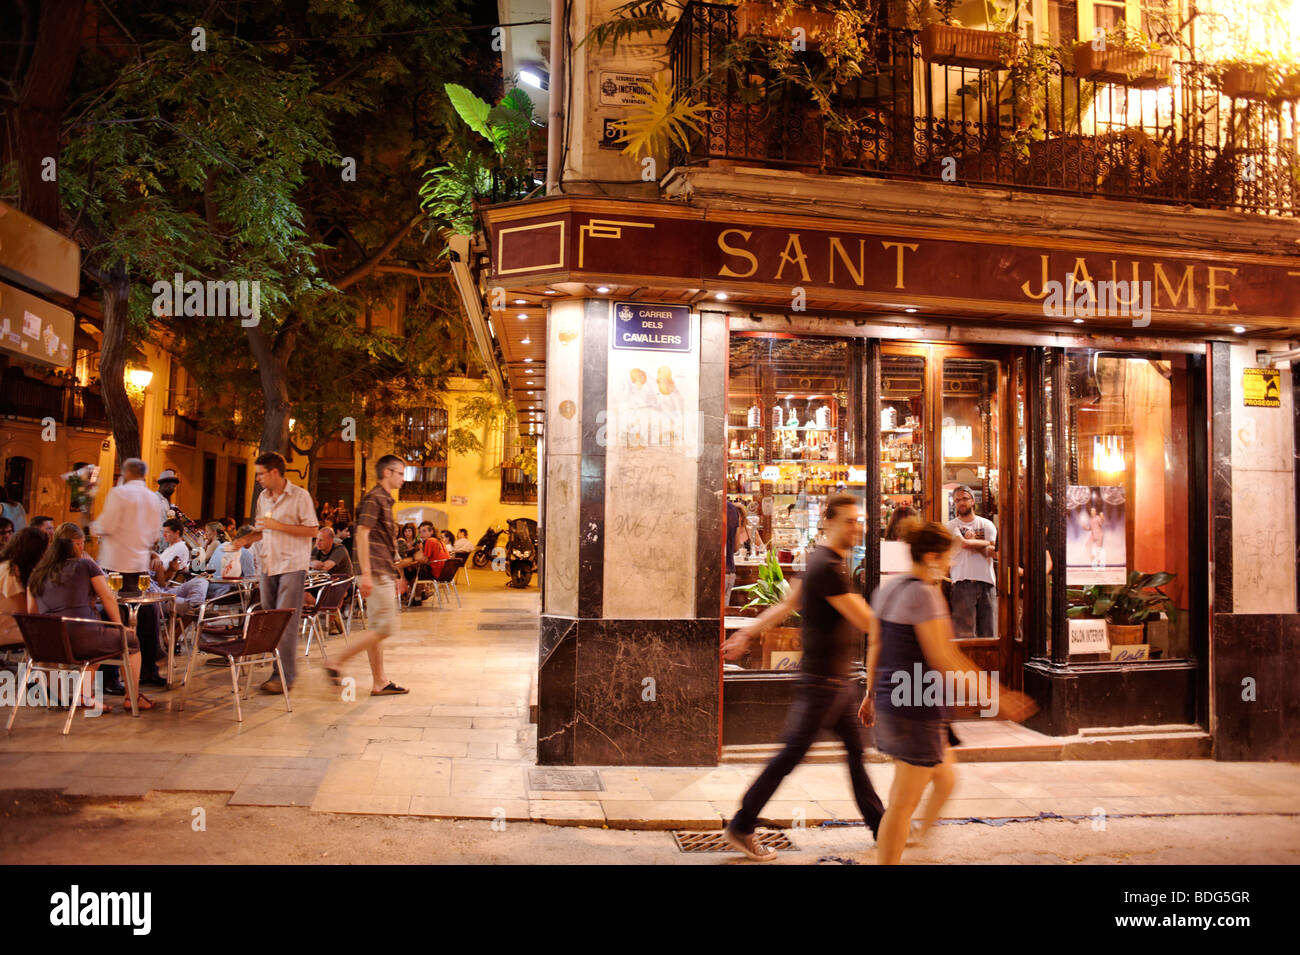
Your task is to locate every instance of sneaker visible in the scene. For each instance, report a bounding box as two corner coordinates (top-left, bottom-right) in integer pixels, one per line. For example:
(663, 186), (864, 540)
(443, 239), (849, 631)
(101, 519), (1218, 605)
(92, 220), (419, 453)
(723, 826), (778, 862)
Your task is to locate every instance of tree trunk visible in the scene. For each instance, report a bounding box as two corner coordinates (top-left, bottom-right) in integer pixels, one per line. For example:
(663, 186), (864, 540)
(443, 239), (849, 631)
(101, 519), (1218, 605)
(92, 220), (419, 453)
(245, 321), (295, 512)
(15, 0), (86, 228)
(98, 261), (141, 463)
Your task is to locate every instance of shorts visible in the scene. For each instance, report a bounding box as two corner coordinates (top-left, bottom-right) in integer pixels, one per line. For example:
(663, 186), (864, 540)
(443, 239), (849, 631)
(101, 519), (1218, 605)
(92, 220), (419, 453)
(871, 706), (946, 768)
(367, 575), (400, 637)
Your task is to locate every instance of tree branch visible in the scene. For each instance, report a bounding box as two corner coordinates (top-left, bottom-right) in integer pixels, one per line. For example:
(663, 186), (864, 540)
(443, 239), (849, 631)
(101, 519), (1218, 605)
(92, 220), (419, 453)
(331, 213), (422, 290)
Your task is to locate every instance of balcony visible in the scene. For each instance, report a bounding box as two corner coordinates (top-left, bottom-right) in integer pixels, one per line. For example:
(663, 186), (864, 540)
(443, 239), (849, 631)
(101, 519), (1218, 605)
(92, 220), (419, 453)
(0, 369), (66, 420)
(161, 411), (199, 446)
(668, 3), (1298, 216)
(500, 467), (538, 504)
(68, 388), (111, 431)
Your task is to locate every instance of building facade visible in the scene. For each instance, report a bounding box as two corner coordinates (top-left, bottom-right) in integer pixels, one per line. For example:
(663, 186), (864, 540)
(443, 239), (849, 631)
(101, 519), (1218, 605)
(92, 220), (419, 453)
(462, 0), (1300, 764)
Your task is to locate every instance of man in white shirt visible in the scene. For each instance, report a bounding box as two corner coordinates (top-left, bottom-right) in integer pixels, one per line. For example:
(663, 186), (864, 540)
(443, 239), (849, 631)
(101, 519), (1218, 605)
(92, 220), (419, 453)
(947, 485), (998, 640)
(230, 451), (318, 693)
(452, 528), (474, 556)
(151, 518), (208, 615)
(92, 458), (169, 688)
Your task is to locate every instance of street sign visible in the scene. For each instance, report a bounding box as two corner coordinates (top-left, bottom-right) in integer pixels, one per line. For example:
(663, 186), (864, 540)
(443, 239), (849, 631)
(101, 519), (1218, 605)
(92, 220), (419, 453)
(611, 302), (691, 353)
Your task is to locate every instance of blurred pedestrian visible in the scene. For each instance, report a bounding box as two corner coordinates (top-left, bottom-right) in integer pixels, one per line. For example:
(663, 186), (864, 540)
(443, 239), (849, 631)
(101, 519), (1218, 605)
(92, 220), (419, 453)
(721, 493), (885, 862)
(862, 518), (1036, 864)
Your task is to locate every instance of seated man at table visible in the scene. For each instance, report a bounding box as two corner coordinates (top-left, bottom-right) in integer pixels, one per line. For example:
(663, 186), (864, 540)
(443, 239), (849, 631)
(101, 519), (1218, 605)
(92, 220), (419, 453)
(149, 519), (209, 616)
(304, 526), (353, 610)
(205, 524), (256, 600)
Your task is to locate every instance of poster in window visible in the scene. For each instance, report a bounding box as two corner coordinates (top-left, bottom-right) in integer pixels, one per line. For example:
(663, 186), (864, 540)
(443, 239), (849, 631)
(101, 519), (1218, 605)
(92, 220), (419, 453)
(1065, 485), (1126, 585)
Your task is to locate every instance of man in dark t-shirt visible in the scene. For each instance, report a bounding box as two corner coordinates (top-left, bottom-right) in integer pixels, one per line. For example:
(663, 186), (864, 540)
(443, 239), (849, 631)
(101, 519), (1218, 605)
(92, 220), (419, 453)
(720, 493), (884, 862)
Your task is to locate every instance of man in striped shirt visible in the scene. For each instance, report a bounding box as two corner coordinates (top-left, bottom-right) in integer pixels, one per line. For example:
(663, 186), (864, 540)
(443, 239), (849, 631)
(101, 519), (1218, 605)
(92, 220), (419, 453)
(324, 454), (409, 696)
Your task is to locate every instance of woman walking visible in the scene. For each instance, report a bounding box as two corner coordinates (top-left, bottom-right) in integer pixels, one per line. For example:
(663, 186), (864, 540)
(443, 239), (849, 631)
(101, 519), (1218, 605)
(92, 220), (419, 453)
(860, 519), (1034, 864)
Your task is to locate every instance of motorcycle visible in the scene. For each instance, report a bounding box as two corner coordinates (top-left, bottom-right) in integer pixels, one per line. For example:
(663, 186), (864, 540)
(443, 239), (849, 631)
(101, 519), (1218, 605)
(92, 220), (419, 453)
(471, 525), (502, 569)
(505, 518), (538, 589)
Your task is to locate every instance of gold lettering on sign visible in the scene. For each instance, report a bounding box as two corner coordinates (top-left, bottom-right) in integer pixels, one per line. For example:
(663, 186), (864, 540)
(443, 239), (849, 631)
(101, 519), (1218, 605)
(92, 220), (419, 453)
(1021, 254), (1051, 300)
(1207, 266), (1239, 311)
(1152, 263), (1196, 310)
(775, 233), (811, 283)
(717, 229), (758, 279)
(880, 241), (918, 290)
(828, 237), (867, 286)
(1109, 260), (1142, 305)
(1070, 257), (1093, 286)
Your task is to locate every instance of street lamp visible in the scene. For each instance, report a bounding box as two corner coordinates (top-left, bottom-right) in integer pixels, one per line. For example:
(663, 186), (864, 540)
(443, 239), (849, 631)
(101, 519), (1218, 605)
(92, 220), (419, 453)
(126, 368), (153, 388)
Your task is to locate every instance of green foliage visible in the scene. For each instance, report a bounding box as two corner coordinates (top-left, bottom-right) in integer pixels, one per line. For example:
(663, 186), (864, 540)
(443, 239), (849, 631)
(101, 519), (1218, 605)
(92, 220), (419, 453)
(612, 75), (711, 159)
(736, 548), (794, 613)
(1067, 571), (1179, 626)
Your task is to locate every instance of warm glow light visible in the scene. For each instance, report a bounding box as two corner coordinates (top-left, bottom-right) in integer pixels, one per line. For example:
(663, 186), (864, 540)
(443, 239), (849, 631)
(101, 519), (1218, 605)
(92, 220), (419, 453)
(715, 292), (728, 300)
(595, 286), (610, 294)
(289, 418), (296, 431)
(942, 421), (973, 459)
(126, 368), (153, 388)
(1093, 435), (1126, 473)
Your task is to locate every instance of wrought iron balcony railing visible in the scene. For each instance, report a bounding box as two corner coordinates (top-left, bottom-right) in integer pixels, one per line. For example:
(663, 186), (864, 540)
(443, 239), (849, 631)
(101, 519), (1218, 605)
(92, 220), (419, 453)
(668, 2), (1299, 216)
(161, 411), (199, 446)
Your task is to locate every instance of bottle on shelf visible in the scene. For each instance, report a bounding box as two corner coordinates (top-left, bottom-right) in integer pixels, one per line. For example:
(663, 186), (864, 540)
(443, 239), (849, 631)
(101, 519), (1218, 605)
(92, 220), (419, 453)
(748, 402), (762, 428)
(772, 403), (783, 430)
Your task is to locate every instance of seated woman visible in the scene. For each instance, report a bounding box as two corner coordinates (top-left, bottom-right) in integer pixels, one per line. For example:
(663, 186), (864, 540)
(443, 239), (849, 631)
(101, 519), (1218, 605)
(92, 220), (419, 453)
(26, 522), (151, 711)
(1, 527), (47, 652)
(397, 523), (420, 587)
(200, 522), (227, 566)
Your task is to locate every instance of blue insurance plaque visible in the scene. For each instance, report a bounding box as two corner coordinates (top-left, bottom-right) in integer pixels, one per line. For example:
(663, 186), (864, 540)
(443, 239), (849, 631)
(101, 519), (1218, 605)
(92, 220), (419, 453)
(611, 302), (691, 352)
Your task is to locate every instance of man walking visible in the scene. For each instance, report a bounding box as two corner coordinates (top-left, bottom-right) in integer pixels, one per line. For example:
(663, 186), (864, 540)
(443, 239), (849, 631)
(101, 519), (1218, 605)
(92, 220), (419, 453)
(324, 455), (408, 696)
(93, 458), (168, 690)
(721, 493), (885, 861)
(231, 452), (318, 694)
(947, 485), (997, 639)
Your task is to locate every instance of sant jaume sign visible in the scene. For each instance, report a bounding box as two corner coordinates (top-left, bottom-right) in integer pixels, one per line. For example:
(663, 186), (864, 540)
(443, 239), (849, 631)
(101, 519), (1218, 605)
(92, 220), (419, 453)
(611, 302), (691, 352)
(486, 202), (1300, 324)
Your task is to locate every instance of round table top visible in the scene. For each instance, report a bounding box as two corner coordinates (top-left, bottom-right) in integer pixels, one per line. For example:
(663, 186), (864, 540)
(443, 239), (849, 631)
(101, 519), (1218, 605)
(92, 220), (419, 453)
(115, 592), (175, 606)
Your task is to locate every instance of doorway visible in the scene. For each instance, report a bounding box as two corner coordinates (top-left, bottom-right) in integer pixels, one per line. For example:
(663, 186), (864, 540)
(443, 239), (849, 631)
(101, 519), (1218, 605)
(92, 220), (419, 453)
(875, 343), (1024, 694)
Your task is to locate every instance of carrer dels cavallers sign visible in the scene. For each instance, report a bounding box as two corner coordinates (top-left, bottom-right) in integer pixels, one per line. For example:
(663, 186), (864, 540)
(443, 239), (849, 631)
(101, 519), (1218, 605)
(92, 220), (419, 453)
(487, 205), (1300, 323)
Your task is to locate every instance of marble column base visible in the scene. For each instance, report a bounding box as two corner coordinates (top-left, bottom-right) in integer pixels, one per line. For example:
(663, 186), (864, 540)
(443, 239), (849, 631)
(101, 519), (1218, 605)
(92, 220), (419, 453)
(537, 614), (721, 766)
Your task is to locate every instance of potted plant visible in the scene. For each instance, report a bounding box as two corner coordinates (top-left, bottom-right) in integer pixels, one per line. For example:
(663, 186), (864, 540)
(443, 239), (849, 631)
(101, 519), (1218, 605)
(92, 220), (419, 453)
(736, 1), (839, 49)
(919, 0), (1021, 70)
(1215, 58), (1300, 102)
(736, 548), (802, 668)
(1067, 571), (1179, 646)
(1072, 25), (1172, 89)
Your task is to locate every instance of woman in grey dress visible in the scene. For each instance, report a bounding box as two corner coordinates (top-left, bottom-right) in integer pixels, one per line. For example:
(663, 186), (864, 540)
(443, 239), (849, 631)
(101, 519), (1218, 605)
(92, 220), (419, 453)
(26, 522), (148, 710)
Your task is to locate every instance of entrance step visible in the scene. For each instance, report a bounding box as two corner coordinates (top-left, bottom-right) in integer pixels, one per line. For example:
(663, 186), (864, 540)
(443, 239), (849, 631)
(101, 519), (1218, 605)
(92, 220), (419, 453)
(721, 721), (1212, 764)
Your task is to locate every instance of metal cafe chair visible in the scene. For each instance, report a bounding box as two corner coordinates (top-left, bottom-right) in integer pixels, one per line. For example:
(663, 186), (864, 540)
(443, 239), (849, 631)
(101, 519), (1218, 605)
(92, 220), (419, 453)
(302, 577), (353, 659)
(405, 564), (440, 608)
(346, 587), (366, 635)
(432, 557), (464, 609)
(177, 608), (294, 722)
(7, 614), (140, 735)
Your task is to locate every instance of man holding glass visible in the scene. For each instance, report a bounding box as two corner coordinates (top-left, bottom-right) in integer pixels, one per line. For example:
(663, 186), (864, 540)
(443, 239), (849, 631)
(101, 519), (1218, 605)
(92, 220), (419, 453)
(231, 452), (318, 694)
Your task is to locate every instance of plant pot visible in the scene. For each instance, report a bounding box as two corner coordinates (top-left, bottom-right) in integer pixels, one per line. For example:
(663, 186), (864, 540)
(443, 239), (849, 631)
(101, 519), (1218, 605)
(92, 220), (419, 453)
(1217, 66), (1300, 102)
(1106, 621), (1146, 645)
(736, 2), (838, 49)
(921, 24), (1019, 69)
(1073, 43), (1172, 89)
(761, 625), (803, 669)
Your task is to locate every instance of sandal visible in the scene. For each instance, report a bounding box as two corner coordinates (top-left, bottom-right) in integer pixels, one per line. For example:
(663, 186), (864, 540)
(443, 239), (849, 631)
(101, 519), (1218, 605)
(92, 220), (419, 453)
(123, 693), (154, 712)
(370, 682), (409, 696)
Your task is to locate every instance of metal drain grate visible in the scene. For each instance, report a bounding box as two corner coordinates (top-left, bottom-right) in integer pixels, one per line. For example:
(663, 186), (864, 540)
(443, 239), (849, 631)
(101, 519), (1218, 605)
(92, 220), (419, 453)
(673, 830), (796, 853)
(477, 621), (537, 631)
(527, 768), (604, 792)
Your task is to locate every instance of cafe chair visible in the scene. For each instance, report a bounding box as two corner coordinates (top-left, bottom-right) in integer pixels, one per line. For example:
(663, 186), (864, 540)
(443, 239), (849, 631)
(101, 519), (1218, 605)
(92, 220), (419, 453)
(177, 608), (294, 722)
(7, 614), (140, 735)
(433, 557), (464, 609)
(405, 565), (440, 608)
(346, 588), (365, 636)
(302, 577), (353, 659)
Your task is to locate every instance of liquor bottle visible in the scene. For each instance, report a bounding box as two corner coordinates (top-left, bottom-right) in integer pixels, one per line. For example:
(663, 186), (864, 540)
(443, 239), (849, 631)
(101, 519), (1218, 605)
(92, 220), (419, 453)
(748, 402), (762, 428)
(772, 403), (784, 430)
(815, 404), (831, 429)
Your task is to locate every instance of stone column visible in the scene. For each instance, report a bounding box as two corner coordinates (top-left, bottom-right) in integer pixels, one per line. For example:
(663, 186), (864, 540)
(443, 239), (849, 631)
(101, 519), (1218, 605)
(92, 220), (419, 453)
(537, 300), (724, 765)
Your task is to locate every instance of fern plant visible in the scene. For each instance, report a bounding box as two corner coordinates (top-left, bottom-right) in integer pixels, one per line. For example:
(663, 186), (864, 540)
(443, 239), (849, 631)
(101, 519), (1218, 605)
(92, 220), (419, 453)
(612, 74), (711, 159)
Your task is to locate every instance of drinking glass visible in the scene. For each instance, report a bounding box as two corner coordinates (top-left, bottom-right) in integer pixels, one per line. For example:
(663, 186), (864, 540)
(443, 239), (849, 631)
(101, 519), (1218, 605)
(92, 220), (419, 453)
(108, 572), (122, 592)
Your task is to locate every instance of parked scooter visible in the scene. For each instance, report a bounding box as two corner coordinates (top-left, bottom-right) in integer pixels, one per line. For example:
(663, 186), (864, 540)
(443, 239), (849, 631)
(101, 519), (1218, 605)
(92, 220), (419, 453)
(471, 525), (502, 569)
(505, 518), (538, 589)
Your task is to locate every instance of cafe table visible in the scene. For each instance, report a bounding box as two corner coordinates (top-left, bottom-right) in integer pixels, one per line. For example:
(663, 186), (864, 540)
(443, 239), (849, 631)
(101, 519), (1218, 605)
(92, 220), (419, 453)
(115, 591), (179, 686)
